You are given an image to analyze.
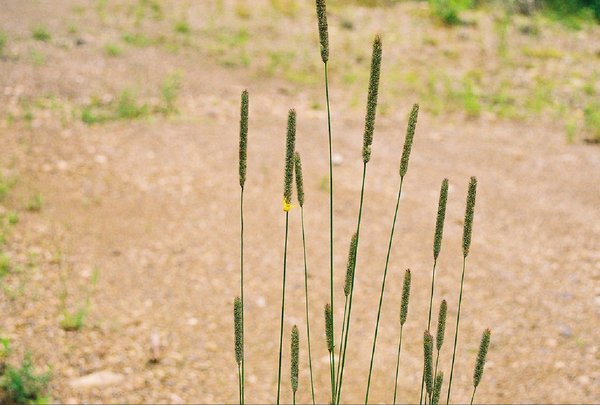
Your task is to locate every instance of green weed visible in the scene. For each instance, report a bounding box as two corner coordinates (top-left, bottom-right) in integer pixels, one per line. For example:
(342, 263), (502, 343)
(160, 73), (181, 114)
(174, 19), (190, 34)
(31, 27), (51, 42)
(25, 194), (42, 212)
(104, 43), (123, 57)
(584, 102), (600, 141)
(0, 31), (7, 56)
(122, 32), (153, 47)
(0, 353), (51, 405)
(0, 253), (10, 278)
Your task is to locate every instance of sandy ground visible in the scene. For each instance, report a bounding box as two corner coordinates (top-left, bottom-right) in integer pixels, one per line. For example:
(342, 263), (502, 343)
(0, 1), (599, 403)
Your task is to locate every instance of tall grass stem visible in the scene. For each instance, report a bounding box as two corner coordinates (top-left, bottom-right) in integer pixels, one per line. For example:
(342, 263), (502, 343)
(364, 176), (404, 404)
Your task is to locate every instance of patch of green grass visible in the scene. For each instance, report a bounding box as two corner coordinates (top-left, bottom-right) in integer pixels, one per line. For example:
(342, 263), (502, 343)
(174, 19), (190, 34)
(60, 307), (87, 331)
(104, 43), (122, 57)
(121, 32), (153, 47)
(31, 26), (51, 42)
(25, 194), (43, 212)
(0, 30), (7, 56)
(0, 175), (16, 202)
(428, 0), (473, 26)
(584, 102), (600, 141)
(522, 46), (564, 59)
(30, 50), (46, 66)
(7, 212), (18, 226)
(59, 268), (99, 331)
(0, 353), (51, 405)
(0, 253), (10, 277)
(115, 89), (149, 119)
(160, 73), (181, 114)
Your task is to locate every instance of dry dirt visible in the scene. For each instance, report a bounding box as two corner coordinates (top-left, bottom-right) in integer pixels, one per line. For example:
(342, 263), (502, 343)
(0, 1), (599, 404)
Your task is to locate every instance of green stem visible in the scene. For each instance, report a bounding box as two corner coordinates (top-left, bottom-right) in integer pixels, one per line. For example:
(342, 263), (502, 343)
(365, 176), (404, 404)
(238, 363), (242, 405)
(336, 163), (367, 405)
(300, 208), (316, 405)
(419, 259), (438, 405)
(293, 391), (296, 405)
(324, 61), (336, 402)
(446, 257), (467, 405)
(329, 351), (335, 404)
(334, 296), (348, 399)
(470, 386), (477, 405)
(276, 213), (290, 405)
(240, 187), (245, 405)
(392, 326), (404, 405)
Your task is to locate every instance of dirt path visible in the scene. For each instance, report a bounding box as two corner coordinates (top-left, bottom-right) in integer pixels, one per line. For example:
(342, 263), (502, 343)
(0, 1), (599, 403)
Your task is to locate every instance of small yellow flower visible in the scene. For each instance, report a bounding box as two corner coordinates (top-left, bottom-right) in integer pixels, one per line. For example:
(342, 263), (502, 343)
(283, 198), (294, 212)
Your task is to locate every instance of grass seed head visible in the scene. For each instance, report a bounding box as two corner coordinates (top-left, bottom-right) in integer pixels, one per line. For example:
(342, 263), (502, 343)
(344, 232), (358, 297)
(239, 90), (249, 188)
(432, 371), (444, 405)
(399, 104), (419, 177)
(433, 178), (449, 259)
(436, 299), (448, 351)
(424, 330), (434, 395)
(473, 328), (491, 388)
(315, 0), (329, 63)
(362, 34), (382, 163)
(400, 269), (411, 325)
(462, 176), (477, 257)
(233, 296), (243, 365)
(324, 304), (334, 352)
(283, 109), (297, 207)
(293, 152), (304, 207)
(291, 325), (299, 392)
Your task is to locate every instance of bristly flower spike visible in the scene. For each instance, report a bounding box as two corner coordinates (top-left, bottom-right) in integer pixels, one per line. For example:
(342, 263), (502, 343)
(283, 110), (297, 209)
(400, 269), (411, 326)
(239, 90), (249, 188)
(344, 233), (358, 297)
(433, 178), (449, 260)
(424, 331), (434, 397)
(436, 300), (448, 351)
(463, 176), (477, 257)
(294, 152), (304, 207)
(315, 0), (329, 63)
(291, 325), (300, 393)
(324, 304), (334, 353)
(432, 372), (444, 405)
(399, 104), (419, 178)
(362, 34), (382, 164)
(471, 329), (491, 405)
(234, 297), (243, 365)
(474, 329), (491, 388)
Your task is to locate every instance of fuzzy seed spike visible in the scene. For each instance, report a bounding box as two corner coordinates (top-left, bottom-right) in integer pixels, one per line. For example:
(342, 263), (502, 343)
(433, 178), (449, 259)
(234, 297), (243, 365)
(473, 329), (491, 388)
(399, 269), (411, 326)
(239, 90), (249, 188)
(343, 233), (358, 297)
(362, 34), (382, 163)
(294, 152), (304, 207)
(436, 300), (448, 351)
(291, 325), (300, 393)
(462, 176), (477, 257)
(399, 104), (419, 177)
(315, 0), (329, 63)
(424, 331), (434, 396)
(324, 304), (334, 352)
(432, 372), (444, 405)
(283, 110), (297, 207)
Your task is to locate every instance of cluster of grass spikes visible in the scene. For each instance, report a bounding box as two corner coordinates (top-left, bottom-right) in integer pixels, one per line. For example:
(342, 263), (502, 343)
(230, 1), (493, 404)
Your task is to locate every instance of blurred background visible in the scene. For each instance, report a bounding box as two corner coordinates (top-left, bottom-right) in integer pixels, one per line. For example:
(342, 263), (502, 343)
(0, 0), (598, 403)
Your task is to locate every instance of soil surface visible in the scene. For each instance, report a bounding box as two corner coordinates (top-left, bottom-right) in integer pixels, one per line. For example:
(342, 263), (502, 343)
(0, 1), (599, 403)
